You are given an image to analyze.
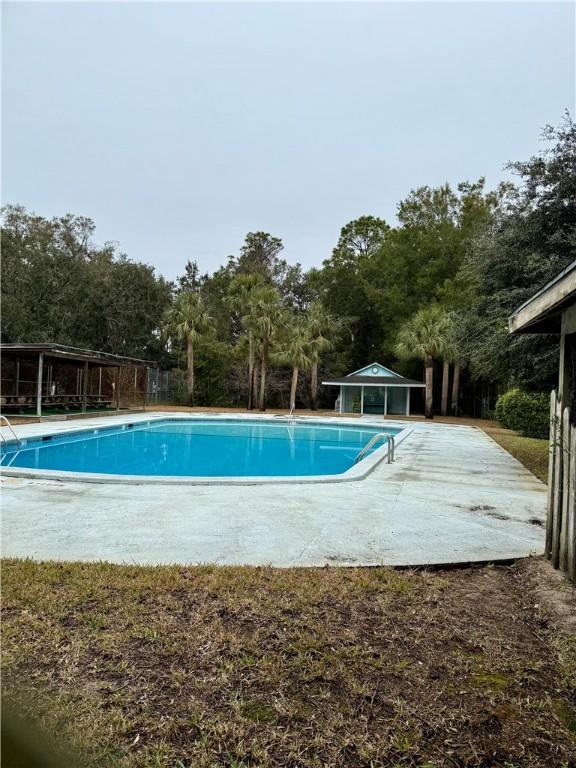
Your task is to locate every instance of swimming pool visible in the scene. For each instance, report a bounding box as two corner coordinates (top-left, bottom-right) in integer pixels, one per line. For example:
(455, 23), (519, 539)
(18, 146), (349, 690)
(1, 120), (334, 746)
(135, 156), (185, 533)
(0, 417), (404, 482)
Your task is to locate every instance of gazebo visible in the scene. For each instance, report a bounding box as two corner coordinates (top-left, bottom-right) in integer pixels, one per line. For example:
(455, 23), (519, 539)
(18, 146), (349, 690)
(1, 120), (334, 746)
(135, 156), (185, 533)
(0, 343), (157, 418)
(322, 362), (425, 416)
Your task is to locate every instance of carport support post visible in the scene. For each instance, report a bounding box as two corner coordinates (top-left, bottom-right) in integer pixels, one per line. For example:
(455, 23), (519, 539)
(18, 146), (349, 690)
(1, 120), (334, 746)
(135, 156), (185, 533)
(82, 361), (89, 413)
(36, 353), (44, 417)
(115, 367), (120, 411)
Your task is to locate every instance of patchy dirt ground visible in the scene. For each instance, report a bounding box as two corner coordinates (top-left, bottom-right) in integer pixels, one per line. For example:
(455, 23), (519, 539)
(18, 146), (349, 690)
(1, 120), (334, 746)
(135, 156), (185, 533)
(1, 557), (575, 768)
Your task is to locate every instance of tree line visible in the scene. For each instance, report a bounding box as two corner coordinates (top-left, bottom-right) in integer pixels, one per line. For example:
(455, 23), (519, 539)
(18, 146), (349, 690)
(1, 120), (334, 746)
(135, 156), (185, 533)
(2, 114), (574, 415)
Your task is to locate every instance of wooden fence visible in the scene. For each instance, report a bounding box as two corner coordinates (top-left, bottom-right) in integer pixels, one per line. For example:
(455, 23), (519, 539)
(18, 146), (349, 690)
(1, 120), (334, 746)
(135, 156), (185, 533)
(547, 390), (576, 582)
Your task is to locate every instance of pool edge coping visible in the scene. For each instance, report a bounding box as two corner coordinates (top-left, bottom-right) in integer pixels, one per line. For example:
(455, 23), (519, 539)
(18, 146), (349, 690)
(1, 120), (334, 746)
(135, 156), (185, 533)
(0, 412), (415, 486)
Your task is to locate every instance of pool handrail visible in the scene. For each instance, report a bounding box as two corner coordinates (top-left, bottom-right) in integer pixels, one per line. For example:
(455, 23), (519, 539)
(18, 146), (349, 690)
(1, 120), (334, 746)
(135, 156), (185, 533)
(274, 403), (299, 421)
(355, 432), (395, 464)
(0, 415), (22, 446)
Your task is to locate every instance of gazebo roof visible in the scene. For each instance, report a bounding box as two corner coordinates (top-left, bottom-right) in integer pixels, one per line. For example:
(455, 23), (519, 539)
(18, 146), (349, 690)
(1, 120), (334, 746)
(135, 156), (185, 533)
(0, 343), (157, 367)
(323, 361), (425, 388)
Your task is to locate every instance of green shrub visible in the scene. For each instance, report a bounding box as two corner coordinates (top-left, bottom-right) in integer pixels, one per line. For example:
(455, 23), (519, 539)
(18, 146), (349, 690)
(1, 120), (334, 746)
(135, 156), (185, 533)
(495, 388), (550, 439)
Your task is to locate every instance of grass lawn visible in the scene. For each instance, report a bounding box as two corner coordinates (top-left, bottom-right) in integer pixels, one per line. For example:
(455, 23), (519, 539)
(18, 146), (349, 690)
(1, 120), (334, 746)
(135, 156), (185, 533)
(2, 557), (575, 768)
(480, 425), (549, 483)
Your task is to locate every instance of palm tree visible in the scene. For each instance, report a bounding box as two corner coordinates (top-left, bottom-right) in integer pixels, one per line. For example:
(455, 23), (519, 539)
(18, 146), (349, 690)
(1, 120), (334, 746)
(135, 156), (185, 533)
(305, 302), (342, 410)
(451, 359), (462, 416)
(395, 305), (451, 419)
(441, 356), (451, 417)
(162, 292), (211, 406)
(228, 274), (263, 410)
(440, 313), (457, 417)
(250, 286), (284, 411)
(436, 312), (466, 416)
(274, 319), (312, 412)
(438, 313), (467, 417)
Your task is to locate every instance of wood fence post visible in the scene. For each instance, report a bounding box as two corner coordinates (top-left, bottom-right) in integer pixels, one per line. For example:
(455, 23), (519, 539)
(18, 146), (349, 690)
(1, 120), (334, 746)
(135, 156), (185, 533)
(546, 391), (557, 557)
(551, 398), (564, 568)
(567, 422), (575, 583)
(559, 408), (571, 572)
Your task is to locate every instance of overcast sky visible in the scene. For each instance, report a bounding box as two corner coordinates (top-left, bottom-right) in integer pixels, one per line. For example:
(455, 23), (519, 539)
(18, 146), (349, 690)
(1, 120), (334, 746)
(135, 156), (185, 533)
(2, 1), (574, 280)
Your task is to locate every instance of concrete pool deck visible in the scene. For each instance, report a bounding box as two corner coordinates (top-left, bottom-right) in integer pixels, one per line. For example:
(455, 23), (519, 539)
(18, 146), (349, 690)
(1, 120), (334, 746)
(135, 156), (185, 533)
(1, 413), (546, 567)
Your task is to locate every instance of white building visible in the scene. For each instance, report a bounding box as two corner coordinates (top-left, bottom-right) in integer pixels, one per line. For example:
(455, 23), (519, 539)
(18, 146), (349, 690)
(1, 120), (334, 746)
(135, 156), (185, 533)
(322, 362), (425, 416)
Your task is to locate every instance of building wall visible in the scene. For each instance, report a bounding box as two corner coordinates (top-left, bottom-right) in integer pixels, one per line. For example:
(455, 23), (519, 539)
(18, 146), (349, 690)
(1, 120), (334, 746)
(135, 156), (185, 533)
(387, 387), (408, 415)
(340, 386), (362, 413)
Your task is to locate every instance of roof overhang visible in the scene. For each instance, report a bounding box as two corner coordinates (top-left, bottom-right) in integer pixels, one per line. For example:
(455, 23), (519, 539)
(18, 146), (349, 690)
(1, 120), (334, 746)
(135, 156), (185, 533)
(323, 382), (425, 388)
(0, 343), (157, 367)
(508, 260), (576, 335)
(322, 376), (425, 388)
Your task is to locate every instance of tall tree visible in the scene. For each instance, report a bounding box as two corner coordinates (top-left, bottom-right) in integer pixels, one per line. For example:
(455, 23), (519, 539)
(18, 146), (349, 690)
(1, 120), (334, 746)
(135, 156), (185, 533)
(439, 313), (460, 417)
(305, 302), (342, 409)
(441, 358), (451, 418)
(333, 216), (390, 260)
(162, 292), (212, 405)
(237, 232), (284, 281)
(451, 361), (462, 416)
(228, 273), (265, 409)
(310, 216), (390, 369)
(0, 205), (172, 357)
(395, 305), (451, 419)
(312, 186), (500, 373)
(234, 231), (311, 310)
(274, 319), (312, 412)
(177, 260), (202, 293)
(250, 286), (284, 411)
(456, 114), (576, 389)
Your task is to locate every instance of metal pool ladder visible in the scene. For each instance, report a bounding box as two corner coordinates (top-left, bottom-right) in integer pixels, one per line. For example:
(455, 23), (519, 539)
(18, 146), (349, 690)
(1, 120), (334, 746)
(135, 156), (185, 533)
(0, 415), (22, 446)
(274, 403), (298, 421)
(355, 432), (395, 464)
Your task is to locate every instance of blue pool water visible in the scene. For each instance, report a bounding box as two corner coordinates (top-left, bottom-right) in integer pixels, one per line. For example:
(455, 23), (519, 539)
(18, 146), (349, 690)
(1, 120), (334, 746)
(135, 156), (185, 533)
(0, 419), (401, 477)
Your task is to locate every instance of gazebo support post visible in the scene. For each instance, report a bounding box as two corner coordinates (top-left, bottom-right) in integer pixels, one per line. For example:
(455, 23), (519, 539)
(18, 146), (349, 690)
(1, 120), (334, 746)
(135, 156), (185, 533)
(360, 387), (364, 415)
(384, 387), (388, 416)
(36, 353), (44, 417)
(406, 388), (411, 416)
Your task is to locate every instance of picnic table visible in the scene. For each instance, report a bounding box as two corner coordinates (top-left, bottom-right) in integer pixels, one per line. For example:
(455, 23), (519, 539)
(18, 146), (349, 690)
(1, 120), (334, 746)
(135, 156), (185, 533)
(0, 394), (114, 412)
